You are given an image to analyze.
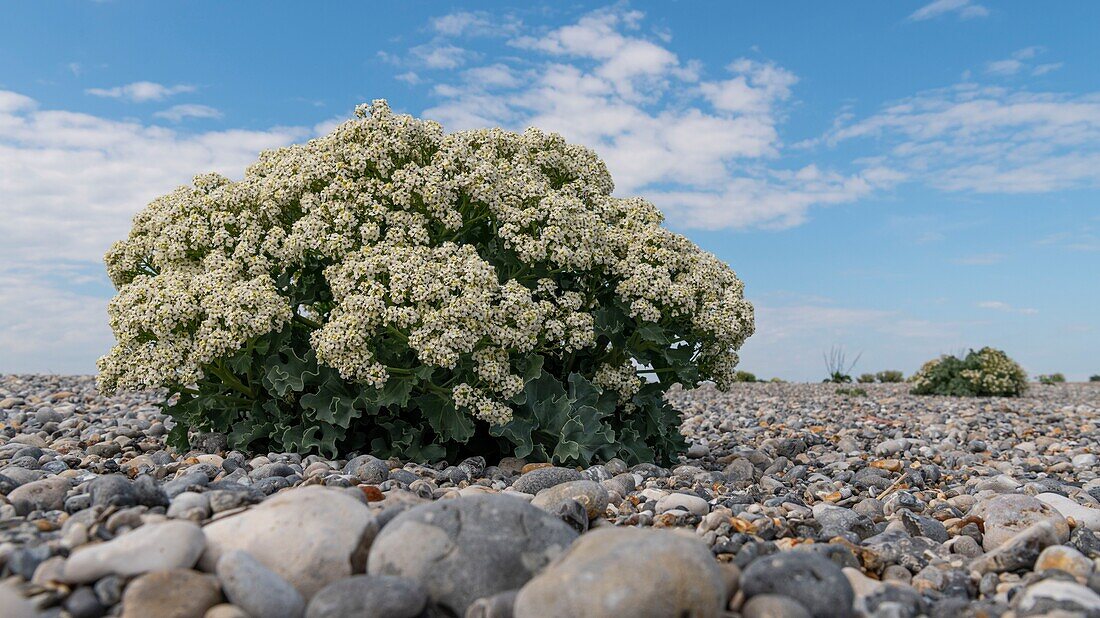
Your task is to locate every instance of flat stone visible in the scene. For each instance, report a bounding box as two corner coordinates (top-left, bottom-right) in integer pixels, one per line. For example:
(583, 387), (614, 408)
(512, 466), (584, 494)
(216, 550), (305, 618)
(200, 486), (377, 599)
(514, 527), (725, 618)
(203, 605), (250, 618)
(740, 551), (855, 618)
(0, 582), (37, 618)
(1034, 545), (1094, 582)
(89, 474), (137, 508)
(972, 494), (1069, 551)
(305, 575), (428, 618)
(655, 492), (710, 516)
(120, 569), (222, 618)
(742, 594), (813, 618)
(1014, 579), (1100, 616)
(969, 520), (1064, 574)
(63, 520), (205, 583)
(1036, 492), (1100, 530)
(531, 480), (610, 519)
(369, 494), (577, 616)
(6, 476), (69, 514)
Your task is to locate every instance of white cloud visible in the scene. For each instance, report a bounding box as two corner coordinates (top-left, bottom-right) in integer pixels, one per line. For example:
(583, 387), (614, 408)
(986, 47), (1051, 76)
(826, 83), (1100, 193)
(412, 7), (880, 230)
(1032, 63), (1063, 76)
(977, 301), (1038, 315)
(86, 81), (195, 102)
(0, 90), (307, 267)
(411, 44), (474, 70)
(909, 0), (989, 21)
(430, 11), (520, 37)
(153, 103), (222, 122)
(0, 89), (315, 372)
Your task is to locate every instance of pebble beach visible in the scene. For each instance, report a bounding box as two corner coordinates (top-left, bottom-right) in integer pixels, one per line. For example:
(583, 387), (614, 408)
(2, 374), (1100, 617)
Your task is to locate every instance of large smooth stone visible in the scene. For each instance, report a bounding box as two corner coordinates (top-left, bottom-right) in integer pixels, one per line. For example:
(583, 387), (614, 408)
(63, 520), (205, 583)
(1036, 493), (1100, 530)
(120, 569), (222, 618)
(6, 476), (70, 514)
(216, 550), (305, 618)
(740, 551), (855, 618)
(0, 582), (37, 618)
(199, 486), (377, 599)
(514, 527), (725, 618)
(368, 494), (577, 616)
(972, 494), (1069, 551)
(305, 575), (428, 618)
(531, 480), (610, 519)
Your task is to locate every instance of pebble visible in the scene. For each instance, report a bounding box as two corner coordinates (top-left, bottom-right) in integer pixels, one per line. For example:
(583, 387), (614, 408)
(119, 569), (222, 618)
(514, 527), (725, 617)
(1014, 579), (1100, 616)
(1036, 492), (1100, 530)
(742, 594), (814, 618)
(200, 486), (377, 599)
(305, 575), (428, 618)
(531, 479), (610, 520)
(1034, 544), (1094, 582)
(6, 476), (69, 514)
(217, 549), (306, 618)
(972, 493), (1070, 550)
(740, 552), (854, 618)
(62, 520), (205, 583)
(655, 492), (710, 516)
(511, 466), (584, 494)
(369, 494), (577, 615)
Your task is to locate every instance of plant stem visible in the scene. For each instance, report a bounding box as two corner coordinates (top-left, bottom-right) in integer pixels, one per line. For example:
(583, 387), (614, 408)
(206, 363), (256, 399)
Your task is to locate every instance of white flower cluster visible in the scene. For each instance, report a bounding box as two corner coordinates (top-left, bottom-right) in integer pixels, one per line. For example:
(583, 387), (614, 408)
(99, 100), (753, 424)
(960, 347), (1027, 396)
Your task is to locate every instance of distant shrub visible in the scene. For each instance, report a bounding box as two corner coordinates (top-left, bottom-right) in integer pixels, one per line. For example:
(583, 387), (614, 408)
(769, 377), (786, 383)
(876, 370), (904, 383)
(823, 346), (860, 384)
(733, 371), (759, 383)
(836, 387), (867, 397)
(857, 373), (876, 384)
(910, 347), (1027, 397)
(1037, 373), (1066, 385)
(1092, 375), (1100, 382)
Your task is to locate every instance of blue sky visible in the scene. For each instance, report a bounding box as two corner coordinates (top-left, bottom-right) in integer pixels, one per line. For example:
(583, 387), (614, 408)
(1, 1), (1097, 381)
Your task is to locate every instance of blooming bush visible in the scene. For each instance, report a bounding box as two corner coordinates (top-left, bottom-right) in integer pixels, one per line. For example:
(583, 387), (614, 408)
(875, 370), (904, 383)
(98, 101), (754, 464)
(910, 347), (1027, 397)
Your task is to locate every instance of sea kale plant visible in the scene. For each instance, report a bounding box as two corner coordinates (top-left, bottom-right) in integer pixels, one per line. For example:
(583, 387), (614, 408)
(97, 101), (755, 465)
(910, 347), (1027, 397)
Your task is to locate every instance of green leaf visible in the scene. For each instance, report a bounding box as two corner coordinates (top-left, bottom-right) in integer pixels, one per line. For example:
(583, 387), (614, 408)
(263, 347), (319, 397)
(416, 394), (475, 443)
(301, 375), (366, 429)
(636, 323), (672, 346)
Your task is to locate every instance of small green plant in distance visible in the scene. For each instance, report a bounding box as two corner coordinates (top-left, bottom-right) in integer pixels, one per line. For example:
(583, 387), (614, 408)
(910, 347), (1027, 397)
(876, 370), (905, 383)
(823, 346), (861, 383)
(835, 387), (868, 397)
(733, 371), (759, 383)
(97, 101), (755, 465)
(857, 373), (875, 384)
(1037, 373), (1066, 385)
(1092, 375), (1100, 382)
